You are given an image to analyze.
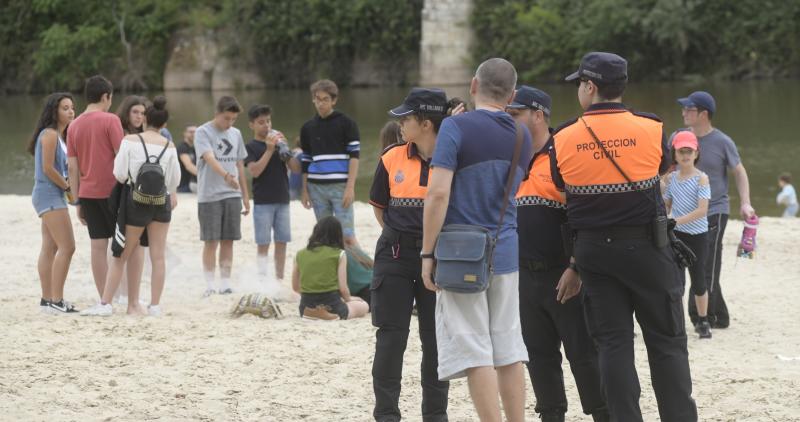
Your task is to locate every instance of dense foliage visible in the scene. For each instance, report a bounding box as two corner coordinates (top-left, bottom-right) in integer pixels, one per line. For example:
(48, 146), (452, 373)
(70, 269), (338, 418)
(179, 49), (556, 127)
(1, 0), (798, 93)
(472, 0), (800, 82)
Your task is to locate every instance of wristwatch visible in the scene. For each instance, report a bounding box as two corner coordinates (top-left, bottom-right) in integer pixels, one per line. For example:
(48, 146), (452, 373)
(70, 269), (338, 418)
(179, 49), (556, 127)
(568, 262), (578, 272)
(420, 252), (435, 260)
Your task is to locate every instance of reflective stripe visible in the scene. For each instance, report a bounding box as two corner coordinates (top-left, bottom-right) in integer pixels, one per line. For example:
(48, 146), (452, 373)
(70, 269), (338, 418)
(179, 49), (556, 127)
(516, 195), (566, 209)
(565, 175), (660, 195)
(389, 197), (424, 207)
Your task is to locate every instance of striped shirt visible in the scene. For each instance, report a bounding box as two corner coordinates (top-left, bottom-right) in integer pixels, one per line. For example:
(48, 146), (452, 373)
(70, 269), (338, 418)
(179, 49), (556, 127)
(664, 170), (711, 234)
(300, 111), (360, 184)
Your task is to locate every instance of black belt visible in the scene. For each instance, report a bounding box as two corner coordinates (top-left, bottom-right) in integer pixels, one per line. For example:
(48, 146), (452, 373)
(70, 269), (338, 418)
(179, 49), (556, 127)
(576, 224), (651, 241)
(381, 226), (423, 249)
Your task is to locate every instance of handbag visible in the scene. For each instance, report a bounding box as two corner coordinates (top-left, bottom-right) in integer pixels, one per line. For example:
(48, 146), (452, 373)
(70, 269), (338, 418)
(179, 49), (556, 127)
(579, 117), (697, 269)
(433, 123), (524, 293)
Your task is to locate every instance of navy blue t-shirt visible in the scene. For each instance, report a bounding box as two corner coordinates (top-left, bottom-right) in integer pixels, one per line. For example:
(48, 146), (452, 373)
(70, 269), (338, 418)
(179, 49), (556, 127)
(431, 109), (533, 275)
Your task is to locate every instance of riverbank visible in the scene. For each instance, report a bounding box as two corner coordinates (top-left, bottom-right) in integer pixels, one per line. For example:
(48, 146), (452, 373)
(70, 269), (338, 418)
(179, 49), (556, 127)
(1, 194), (799, 421)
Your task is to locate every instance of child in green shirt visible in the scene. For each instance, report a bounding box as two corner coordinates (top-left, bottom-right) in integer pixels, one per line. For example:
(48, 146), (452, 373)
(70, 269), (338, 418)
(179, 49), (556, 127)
(292, 216), (368, 320)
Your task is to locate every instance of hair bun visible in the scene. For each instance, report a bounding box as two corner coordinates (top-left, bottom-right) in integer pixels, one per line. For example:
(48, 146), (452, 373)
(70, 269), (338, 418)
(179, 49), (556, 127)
(152, 95), (167, 110)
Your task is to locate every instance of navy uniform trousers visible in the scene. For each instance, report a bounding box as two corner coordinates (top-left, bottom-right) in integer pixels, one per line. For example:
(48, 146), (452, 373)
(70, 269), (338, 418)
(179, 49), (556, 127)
(371, 229), (448, 422)
(519, 264), (606, 417)
(574, 226), (697, 422)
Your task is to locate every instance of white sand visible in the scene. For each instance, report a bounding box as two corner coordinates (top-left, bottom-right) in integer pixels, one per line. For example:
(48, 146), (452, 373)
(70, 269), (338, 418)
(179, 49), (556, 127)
(1, 194), (799, 421)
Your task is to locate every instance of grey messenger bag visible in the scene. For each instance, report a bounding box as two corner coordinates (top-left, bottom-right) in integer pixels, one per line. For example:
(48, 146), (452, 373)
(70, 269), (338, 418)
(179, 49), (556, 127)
(433, 123), (524, 293)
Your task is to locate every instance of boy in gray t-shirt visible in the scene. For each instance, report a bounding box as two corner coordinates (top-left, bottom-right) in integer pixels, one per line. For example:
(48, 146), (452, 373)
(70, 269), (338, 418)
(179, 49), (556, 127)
(194, 96), (250, 296)
(674, 90), (755, 329)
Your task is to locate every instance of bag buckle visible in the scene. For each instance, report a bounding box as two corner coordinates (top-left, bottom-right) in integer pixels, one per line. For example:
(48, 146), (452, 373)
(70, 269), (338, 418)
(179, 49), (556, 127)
(391, 241), (400, 259)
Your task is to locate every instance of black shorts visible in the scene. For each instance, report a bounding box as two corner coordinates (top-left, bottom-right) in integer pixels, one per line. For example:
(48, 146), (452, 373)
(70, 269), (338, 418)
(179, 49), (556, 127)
(299, 291), (349, 320)
(126, 193), (172, 227)
(79, 197), (115, 239)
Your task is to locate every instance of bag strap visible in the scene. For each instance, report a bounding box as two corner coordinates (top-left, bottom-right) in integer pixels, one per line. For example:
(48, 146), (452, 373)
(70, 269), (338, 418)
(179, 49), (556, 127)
(136, 133), (151, 163)
(487, 123), (524, 268)
(579, 117), (661, 211)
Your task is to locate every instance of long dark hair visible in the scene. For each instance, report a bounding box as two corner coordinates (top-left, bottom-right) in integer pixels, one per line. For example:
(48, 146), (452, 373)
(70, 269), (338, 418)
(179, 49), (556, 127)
(27, 92), (74, 156)
(116, 95), (148, 134)
(307, 216), (344, 250)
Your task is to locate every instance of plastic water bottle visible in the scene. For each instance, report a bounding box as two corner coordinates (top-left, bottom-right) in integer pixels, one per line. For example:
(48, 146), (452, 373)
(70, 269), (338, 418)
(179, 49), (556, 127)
(737, 214), (758, 258)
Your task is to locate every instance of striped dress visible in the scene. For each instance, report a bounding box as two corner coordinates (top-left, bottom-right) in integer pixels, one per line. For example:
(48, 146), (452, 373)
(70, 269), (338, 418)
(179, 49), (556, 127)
(664, 170), (711, 234)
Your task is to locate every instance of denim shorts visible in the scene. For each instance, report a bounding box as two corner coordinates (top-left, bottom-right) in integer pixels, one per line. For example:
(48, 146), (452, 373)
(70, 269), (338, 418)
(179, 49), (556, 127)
(32, 182), (67, 217)
(307, 182), (354, 238)
(253, 203), (291, 244)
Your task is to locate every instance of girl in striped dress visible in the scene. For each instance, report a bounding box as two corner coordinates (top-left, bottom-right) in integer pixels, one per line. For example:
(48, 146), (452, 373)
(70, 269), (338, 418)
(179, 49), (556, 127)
(664, 131), (713, 339)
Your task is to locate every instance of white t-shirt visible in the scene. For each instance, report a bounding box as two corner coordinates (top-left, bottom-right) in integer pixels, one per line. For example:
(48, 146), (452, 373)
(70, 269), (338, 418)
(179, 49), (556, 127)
(113, 137), (181, 193)
(777, 184), (798, 206)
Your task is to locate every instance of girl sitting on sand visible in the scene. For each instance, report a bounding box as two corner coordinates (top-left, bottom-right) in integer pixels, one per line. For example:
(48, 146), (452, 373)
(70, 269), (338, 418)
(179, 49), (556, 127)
(664, 131), (713, 339)
(291, 216), (368, 320)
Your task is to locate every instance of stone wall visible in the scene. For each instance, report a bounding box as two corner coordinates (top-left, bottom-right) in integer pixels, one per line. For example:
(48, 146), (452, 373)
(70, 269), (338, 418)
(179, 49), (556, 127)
(419, 0), (475, 85)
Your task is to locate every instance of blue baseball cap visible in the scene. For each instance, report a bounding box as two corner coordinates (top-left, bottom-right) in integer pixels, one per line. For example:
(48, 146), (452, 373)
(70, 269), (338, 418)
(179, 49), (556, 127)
(677, 91), (716, 114)
(389, 87), (448, 117)
(507, 85), (552, 116)
(565, 52), (628, 84)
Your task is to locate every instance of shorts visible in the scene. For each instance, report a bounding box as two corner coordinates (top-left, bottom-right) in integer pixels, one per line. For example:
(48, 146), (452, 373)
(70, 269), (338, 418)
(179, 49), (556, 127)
(253, 203), (291, 244)
(198, 197), (242, 241)
(435, 271), (528, 381)
(307, 182), (354, 238)
(79, 197), (115, 239)
(126, 193), (172, 227)
(299, 291), (349, 320)
(32, 183), (67, 217)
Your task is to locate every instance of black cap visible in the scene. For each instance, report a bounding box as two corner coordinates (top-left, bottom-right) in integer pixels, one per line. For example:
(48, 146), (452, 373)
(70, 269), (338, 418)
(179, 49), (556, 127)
(565, 52), (628, 84)
(389, 88), (448, 117)
(507, 85), (552, 116)
(677, 91), (716, 114)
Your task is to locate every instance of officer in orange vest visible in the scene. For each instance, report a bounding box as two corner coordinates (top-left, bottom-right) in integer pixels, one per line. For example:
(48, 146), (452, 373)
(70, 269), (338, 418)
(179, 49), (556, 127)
(551, 52), (697, 422)
(369, 88), (450, 422)
(508, 86), (608, 422)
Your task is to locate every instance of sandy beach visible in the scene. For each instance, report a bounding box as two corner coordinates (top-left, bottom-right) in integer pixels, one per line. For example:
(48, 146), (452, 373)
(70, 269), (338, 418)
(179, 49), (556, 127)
(1, 194), (799, 421)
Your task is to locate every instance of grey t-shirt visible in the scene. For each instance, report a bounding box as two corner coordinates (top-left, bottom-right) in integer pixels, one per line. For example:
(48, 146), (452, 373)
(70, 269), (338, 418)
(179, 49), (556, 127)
(671, 128), (740, 215)
(194, 121), (247, 203)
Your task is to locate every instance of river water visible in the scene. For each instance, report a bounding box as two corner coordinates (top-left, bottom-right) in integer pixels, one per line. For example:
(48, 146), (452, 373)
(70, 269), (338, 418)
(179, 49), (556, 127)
(3, 81), (798, 217)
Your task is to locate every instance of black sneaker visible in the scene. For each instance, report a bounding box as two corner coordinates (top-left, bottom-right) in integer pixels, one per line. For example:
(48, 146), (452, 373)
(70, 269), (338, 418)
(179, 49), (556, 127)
(695, 321), (712, 339)
(40, 298), (53, 314)
(49, 300), (79, 313)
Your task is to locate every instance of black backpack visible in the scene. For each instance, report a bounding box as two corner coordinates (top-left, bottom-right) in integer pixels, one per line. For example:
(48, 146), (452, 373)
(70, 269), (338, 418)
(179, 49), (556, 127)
(131, 134), (170, 206)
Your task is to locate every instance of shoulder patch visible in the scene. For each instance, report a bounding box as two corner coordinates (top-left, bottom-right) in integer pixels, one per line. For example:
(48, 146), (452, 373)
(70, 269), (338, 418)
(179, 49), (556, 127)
(552, 117), (579, 136)
(380, 141), (406, 157)
(630, 110), (662, 122)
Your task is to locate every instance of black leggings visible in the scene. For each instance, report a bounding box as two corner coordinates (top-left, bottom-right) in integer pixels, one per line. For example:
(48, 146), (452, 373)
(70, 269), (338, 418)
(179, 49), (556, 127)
(675, 230), (708, 296)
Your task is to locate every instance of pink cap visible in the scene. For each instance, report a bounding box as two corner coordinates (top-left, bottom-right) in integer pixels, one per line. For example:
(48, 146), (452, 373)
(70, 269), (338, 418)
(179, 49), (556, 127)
(672, 131), (698, 150)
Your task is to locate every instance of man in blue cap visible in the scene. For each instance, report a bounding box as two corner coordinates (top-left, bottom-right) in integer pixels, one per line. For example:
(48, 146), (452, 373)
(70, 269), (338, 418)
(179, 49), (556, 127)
(674, 91), (754, 329)
(551, 52), (697, 422)
(509, 85), (609, 422)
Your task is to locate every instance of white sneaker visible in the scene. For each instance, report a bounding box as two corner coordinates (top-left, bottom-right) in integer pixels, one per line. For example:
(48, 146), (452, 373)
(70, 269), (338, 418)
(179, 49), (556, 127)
(80, 303), (112, 317)
(147, 305), (162, 317)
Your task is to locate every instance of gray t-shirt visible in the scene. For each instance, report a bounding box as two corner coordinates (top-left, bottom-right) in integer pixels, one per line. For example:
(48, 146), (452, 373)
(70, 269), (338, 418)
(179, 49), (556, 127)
(671, 128), (740, 215)
(194, 121), (247, 203)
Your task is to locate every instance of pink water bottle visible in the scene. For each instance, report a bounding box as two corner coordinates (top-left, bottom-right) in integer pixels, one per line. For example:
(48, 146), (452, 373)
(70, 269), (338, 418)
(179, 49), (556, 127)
(737, 214), (758, 258)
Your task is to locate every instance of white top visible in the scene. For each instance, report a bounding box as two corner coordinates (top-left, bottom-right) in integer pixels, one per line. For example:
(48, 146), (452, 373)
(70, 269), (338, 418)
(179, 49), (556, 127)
(777, 184), (798, 206)
(113, 137), (181, 193)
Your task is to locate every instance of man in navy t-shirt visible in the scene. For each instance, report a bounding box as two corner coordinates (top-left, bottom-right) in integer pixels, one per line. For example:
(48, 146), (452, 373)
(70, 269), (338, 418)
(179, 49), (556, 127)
(420, 58), (533, 422)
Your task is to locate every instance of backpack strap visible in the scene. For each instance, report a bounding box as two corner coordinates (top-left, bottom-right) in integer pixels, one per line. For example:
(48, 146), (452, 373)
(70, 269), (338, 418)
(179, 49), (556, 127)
(136, 133), (151, 163)
(154, 138), (171, 163)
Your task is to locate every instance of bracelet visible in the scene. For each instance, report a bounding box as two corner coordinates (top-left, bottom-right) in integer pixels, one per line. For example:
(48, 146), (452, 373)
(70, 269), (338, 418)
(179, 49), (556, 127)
(420, 252), (435, 260)
(568, 262), (578, 272)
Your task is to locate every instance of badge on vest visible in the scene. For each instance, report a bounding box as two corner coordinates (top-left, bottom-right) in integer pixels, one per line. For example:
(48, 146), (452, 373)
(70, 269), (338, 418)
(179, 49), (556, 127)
(395, 170), (405, 184)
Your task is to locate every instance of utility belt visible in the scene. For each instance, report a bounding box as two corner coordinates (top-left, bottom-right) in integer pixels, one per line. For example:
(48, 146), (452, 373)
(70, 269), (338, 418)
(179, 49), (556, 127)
(380, 226), (423, 260)
(570, 216), (669, 248)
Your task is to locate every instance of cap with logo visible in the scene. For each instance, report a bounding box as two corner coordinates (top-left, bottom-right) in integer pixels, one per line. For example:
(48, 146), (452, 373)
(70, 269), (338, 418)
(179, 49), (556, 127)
(672, 131), (699, 150)
(389, 88), (448, 117)
(565, 52), (628, 84)
(507, 85), (552, 116)
(677, 91), (716, 114)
